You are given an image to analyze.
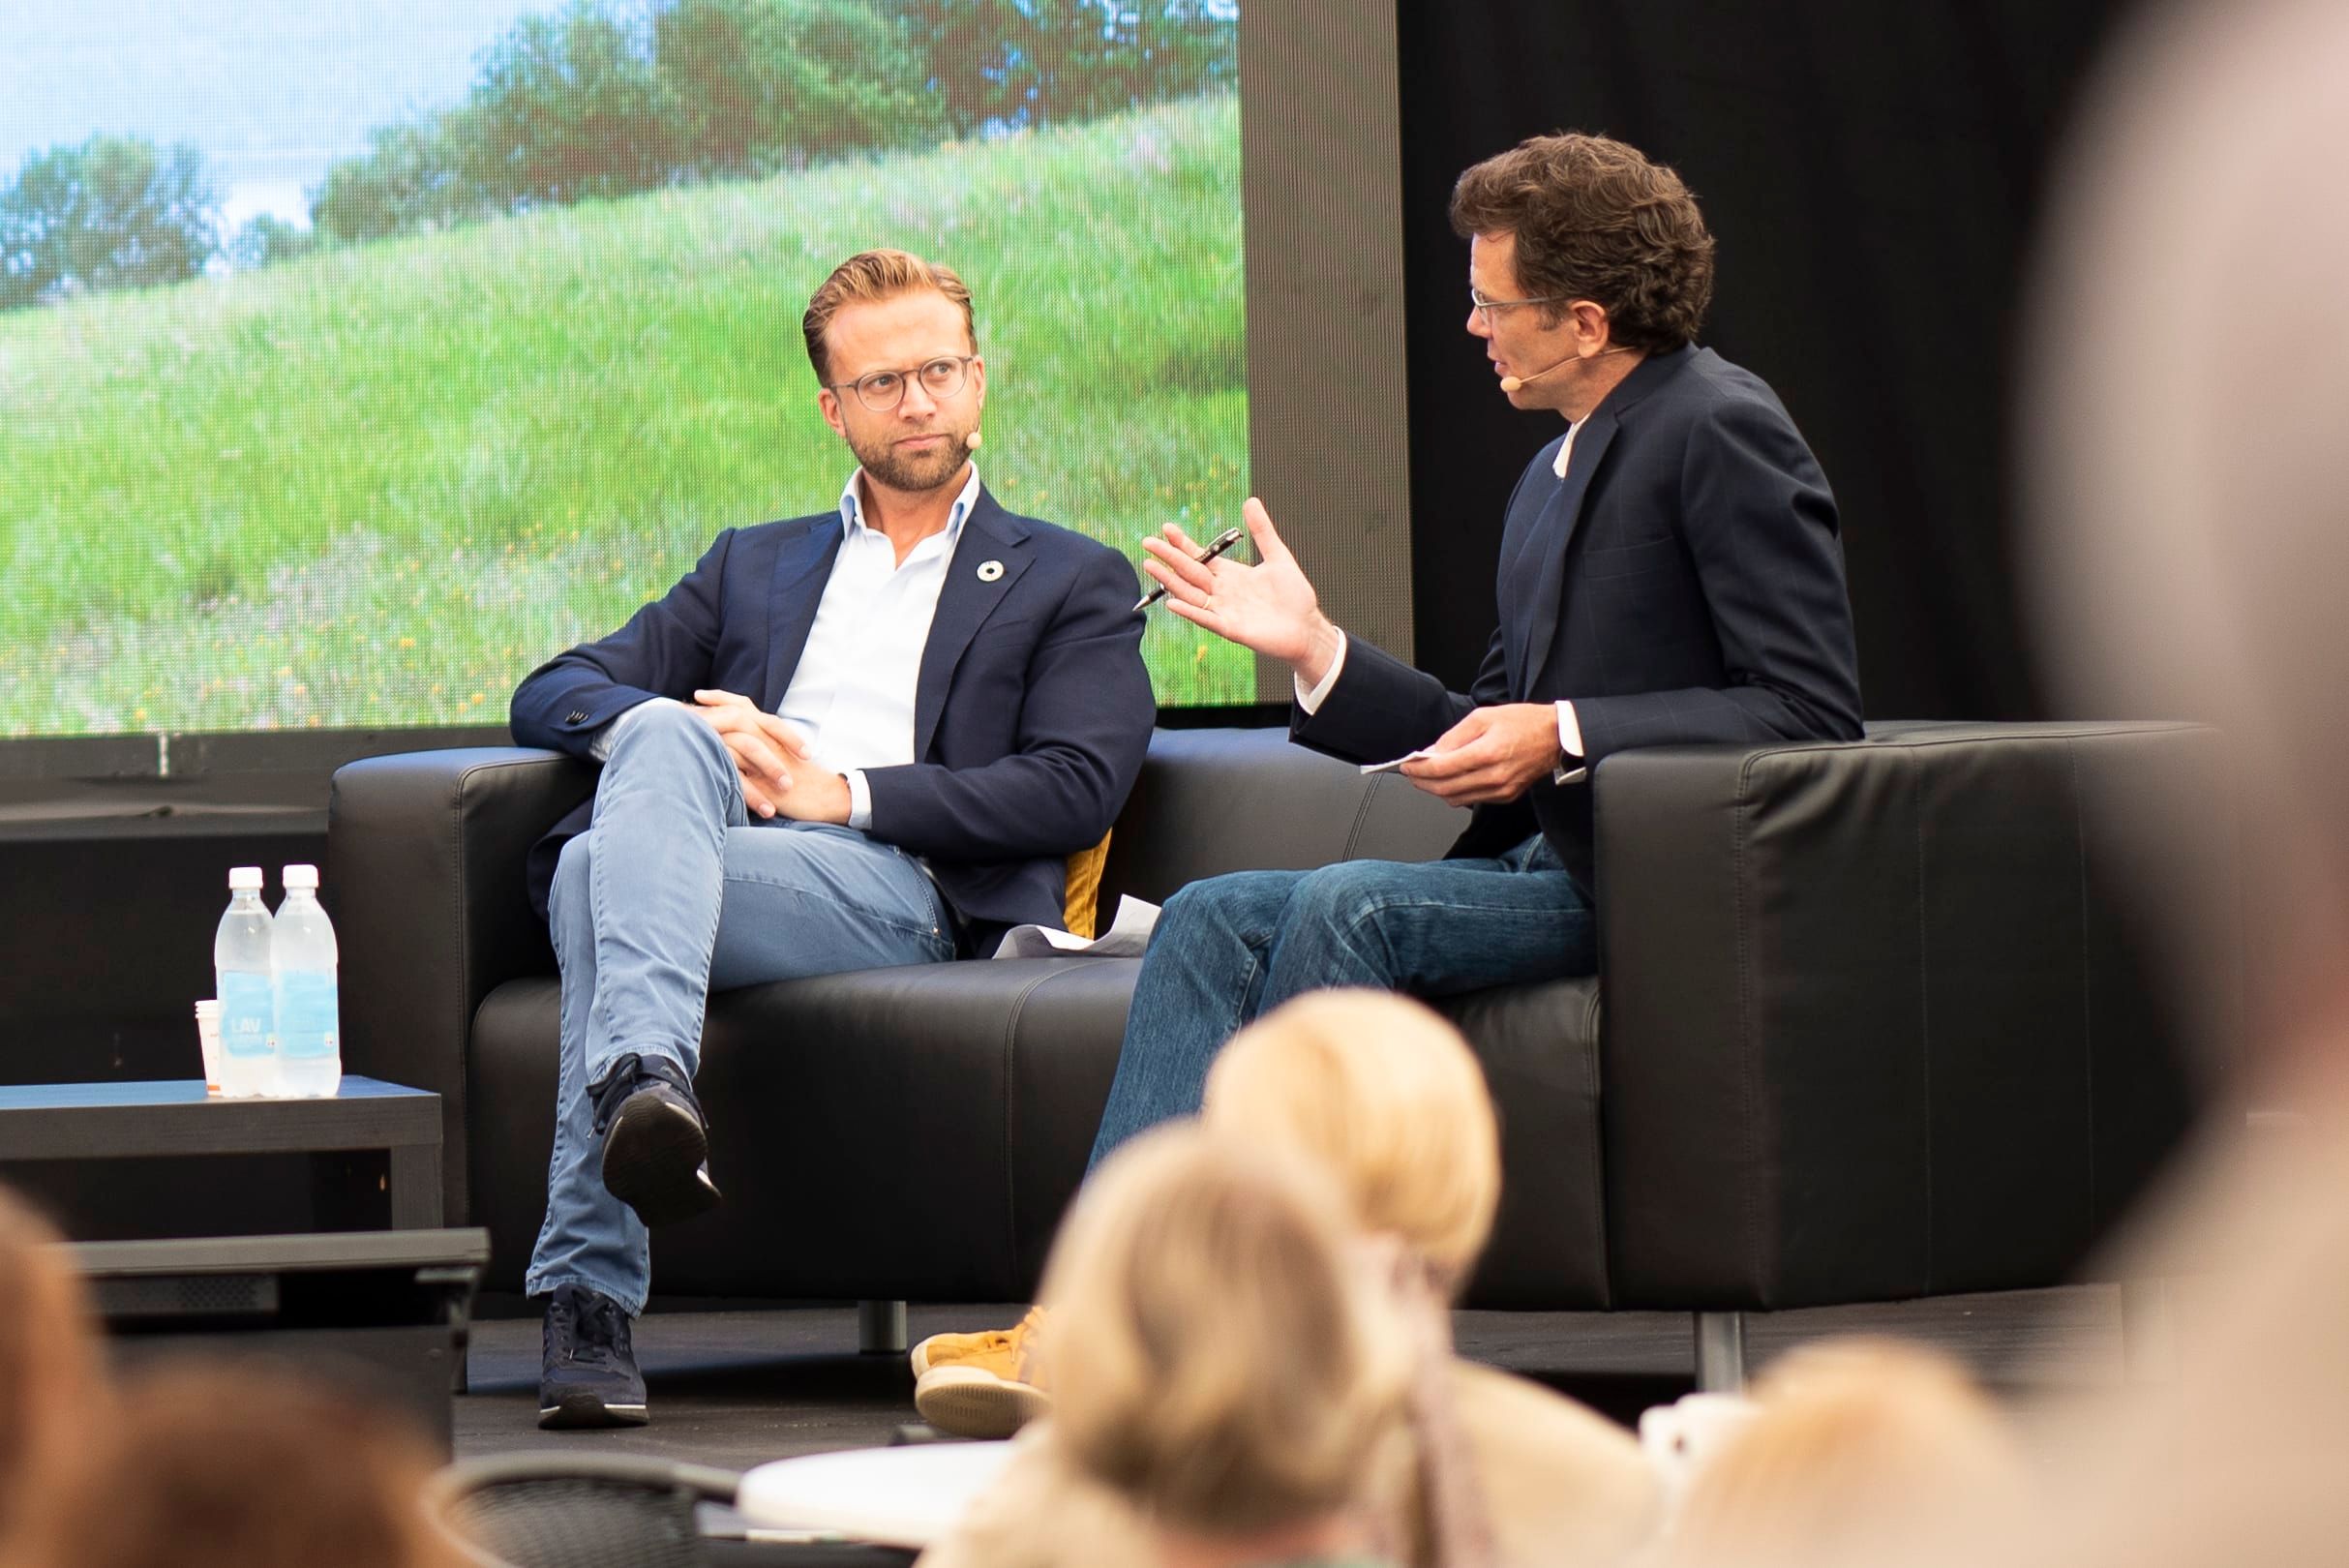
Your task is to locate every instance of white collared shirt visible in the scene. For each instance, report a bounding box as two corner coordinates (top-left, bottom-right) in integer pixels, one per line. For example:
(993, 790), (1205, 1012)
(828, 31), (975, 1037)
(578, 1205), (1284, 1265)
(787, 465), (982, 827)
(1298, 424), (1585, 783)
(592, 465), (981, 830)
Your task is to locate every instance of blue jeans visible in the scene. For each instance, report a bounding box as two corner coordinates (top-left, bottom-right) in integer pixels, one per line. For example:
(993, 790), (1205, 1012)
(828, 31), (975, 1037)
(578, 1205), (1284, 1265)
(1087, 833), (1595, 1166)
(525, 703), (953, 1314)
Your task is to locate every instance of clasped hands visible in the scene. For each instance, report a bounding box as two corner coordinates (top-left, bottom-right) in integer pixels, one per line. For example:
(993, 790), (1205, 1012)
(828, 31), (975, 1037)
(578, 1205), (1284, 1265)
(1139, 498), (1564, 806)
(689, 689), (851, 824)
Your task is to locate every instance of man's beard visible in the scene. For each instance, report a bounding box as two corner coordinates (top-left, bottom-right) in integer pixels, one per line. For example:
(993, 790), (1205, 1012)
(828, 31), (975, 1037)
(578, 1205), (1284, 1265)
(853, 427), (971, 493)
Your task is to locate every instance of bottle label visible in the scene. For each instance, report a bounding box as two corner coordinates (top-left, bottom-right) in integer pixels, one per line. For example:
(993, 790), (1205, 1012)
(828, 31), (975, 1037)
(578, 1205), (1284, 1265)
(221, 972), (276, 1060)
(276, 970), (340, 1060)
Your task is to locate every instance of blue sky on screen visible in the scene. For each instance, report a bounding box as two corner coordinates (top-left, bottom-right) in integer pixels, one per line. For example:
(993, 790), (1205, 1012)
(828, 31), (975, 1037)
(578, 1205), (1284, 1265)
(0, 0), (550, 229)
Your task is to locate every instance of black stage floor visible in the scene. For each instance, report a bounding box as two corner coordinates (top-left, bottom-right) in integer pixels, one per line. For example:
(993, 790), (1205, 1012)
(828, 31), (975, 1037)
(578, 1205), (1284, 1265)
(455, 1285), (2132, 1471)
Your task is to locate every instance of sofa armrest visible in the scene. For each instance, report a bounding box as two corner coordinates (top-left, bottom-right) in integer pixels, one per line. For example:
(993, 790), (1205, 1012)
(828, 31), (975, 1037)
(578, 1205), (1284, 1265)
(1593, 721), (2229, 1309)
(326, 746), (594, 1223)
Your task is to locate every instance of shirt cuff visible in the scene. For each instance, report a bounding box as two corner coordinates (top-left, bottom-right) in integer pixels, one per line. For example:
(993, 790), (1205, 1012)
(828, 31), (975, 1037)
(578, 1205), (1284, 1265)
(587, 696), (687, 763)
(1293, 631), (1350, 714)
(1552, 700), (1589, 785)
(845, 769), (874, 831)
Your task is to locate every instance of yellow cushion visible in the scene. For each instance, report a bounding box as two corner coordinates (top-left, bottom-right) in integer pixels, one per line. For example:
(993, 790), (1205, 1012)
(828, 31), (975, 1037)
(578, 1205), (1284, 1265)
(1063, 829), (1113, 939)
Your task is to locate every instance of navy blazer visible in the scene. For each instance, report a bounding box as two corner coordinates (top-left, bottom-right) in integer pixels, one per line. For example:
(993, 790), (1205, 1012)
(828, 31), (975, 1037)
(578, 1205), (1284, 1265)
(1294, 345), (1863, 888)
(512, 486), (1155, 937)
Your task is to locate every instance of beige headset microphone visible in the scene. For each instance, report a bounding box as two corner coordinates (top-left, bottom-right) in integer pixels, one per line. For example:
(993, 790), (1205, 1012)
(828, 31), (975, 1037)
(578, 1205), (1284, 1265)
(1498, 344), (1634, 395)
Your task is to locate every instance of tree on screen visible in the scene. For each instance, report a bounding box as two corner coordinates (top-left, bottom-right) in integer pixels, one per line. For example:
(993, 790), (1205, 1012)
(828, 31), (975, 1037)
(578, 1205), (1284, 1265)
(655, 0), (946, 173)
(895, 0), (1238, 133)
(0, 136), (218, 311)
(464, 3), (681, 207)
(313, 123), (490, 244)
(310, 0), (1239, 245)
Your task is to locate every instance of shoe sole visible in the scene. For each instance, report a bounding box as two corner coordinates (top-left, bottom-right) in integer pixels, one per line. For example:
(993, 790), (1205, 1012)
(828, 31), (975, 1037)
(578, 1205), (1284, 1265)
(537, 1392), (650, 1431)
(914, 1366), (1051, 1439)
(601, 1095), (722, 1228)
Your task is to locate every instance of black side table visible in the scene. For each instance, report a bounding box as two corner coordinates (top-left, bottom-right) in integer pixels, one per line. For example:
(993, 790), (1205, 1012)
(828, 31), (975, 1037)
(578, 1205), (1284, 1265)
(0, 1076), (442, 1228)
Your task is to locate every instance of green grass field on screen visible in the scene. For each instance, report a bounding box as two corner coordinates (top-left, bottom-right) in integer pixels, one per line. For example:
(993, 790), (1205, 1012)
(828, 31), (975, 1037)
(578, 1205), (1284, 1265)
(0, 93), (1249, 736)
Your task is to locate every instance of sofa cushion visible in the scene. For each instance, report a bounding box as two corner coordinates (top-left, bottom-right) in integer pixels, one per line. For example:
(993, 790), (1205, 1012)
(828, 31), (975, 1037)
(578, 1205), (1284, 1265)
(470, 960), (1611, 1308)
(472, 957), (1136, 1302)
(1098, 727), (1466, 909)
(1063, 829), (1112, 938)
(1437, 978), (1610, 1309)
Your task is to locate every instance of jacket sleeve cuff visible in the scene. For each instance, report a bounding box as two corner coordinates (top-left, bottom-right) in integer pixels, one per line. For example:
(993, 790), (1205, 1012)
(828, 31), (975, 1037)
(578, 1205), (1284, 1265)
(1551, 700), (1589, 785)
(1292, 631), (1350, 713)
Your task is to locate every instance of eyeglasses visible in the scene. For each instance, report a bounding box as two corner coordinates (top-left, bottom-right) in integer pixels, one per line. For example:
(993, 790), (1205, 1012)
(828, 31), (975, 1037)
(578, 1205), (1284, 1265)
(1469, 287), (1566, 323)
(827, 354), (977, 412)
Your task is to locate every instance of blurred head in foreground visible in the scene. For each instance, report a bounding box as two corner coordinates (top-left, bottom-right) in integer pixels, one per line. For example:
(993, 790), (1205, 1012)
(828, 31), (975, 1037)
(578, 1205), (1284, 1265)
(1653, 1338), (2022, 1568)
(0, 1188), (105, 1549)
(1202, 989), (1500, 1289)
(2030, 0), (2349, 1085)
(16, 1359), (456, 1568)
(2007, 5), (2349, 1568)
(1039, 1124), (1409, 1566)
(1199, 990), (1665, 1568)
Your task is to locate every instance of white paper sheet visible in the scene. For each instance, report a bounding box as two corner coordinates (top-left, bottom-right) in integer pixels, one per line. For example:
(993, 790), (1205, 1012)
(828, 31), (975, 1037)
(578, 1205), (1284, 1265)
(990, 893), (1161, 959)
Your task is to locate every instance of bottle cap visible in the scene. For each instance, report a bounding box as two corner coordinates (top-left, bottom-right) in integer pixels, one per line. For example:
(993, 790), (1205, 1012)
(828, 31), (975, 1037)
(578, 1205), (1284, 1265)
(282, 863), (320, 891)
(228, 866), (263, 891)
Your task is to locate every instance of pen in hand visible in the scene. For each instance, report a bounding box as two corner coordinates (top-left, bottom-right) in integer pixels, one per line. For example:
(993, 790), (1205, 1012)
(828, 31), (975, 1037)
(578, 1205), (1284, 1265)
(1133, 527), (1248, 613)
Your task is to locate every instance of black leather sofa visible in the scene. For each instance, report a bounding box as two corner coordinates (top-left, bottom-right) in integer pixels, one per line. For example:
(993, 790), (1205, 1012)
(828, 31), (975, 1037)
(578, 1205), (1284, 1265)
(327, 721), (2223, 1379)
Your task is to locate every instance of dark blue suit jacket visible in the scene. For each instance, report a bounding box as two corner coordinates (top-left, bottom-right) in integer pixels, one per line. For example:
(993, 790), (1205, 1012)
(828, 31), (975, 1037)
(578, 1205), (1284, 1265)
(512, 486), (1155, 938)
(1294, 345), (1863, 888)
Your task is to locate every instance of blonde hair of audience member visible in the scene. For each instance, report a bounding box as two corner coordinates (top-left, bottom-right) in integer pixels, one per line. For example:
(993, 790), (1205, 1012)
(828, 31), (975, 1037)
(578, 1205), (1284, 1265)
(0, 1188), (106, 1549)
(1202, 990), (1499, 1286)
(1203, 990), (1658, 1568)
(15, 1360), (460, 1568)
(1039, 1124), (1411, 1564)
(1649, 1338), (2022, 1568)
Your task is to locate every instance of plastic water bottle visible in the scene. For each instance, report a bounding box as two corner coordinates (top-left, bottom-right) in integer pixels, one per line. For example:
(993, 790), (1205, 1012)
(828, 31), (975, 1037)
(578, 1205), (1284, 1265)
(213, 866), (278, 1099)
(272, 863), (342, 1098)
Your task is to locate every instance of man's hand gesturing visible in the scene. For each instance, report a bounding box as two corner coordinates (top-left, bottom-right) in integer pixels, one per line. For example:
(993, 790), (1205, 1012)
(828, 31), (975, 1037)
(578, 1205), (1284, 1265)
(1400, 704), (1566, 805)
(1140, 498), (1345, 688)
(691, 689), (811, 820)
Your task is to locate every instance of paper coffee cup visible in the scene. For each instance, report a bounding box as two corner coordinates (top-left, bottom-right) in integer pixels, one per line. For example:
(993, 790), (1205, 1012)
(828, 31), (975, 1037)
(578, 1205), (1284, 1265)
(195, 1000), (223, 1095)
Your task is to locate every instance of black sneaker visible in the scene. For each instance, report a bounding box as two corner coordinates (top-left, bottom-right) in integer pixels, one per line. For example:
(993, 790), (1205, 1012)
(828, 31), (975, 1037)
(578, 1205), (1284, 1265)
(593, 1051), (723, 1228)
(537, 1283), (648, 1430)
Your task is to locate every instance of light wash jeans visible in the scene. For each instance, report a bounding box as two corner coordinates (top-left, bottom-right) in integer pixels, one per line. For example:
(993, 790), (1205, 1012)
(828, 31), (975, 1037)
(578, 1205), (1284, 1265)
(1087, 833), (1595, 1166)
(525, 702), (953, 1314)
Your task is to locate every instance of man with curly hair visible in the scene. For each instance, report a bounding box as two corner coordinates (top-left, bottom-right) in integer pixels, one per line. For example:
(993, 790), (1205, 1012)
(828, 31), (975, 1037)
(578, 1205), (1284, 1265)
(1099, 130), (1863, 1139)
(912, 133), (1862, 1433)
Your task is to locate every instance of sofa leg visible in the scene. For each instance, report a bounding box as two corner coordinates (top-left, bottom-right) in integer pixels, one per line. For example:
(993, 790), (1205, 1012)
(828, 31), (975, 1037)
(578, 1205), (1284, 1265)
(1693, 1311), (1749, 1393)
(858, 1299), (909, 1356)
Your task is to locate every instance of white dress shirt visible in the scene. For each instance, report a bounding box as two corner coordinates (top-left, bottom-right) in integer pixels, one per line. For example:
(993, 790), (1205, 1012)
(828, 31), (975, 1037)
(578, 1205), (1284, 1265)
(1297, 423), (1586, 783)
(592, 465), (983, 830)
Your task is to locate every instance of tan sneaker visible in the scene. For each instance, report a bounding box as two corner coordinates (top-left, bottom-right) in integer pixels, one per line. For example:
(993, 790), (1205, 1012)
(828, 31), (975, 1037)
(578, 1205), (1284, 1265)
(908, 1305), (1046, 1378)
(913, 1309), (1052, 1438)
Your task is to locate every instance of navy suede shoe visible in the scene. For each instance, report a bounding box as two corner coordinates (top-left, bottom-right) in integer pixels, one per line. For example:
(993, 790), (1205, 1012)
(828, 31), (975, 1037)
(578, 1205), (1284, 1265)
(593, 1051), (723, 1228)
(538, 1283), (648, 1430)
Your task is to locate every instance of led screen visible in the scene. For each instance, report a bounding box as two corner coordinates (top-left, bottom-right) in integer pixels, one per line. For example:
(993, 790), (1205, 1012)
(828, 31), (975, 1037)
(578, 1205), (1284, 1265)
(0, 0), (1246, 737)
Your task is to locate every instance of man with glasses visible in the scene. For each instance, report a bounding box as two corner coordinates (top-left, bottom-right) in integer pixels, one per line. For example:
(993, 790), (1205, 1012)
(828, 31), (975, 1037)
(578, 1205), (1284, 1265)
(512, 248), (1153, 1429)
(912, 134), (1863, 1436)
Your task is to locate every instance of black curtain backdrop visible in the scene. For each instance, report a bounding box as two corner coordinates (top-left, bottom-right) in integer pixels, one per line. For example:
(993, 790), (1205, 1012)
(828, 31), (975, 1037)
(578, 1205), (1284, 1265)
(1396, 0), (2131, 719)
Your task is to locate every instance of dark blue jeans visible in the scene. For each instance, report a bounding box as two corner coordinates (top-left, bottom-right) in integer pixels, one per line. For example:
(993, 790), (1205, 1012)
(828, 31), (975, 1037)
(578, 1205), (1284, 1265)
(1087, 833), (1595, 1166)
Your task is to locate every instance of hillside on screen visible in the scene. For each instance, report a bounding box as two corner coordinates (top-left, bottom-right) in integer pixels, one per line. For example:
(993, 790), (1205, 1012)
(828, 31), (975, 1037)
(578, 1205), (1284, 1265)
(0, 0), (1247, 738)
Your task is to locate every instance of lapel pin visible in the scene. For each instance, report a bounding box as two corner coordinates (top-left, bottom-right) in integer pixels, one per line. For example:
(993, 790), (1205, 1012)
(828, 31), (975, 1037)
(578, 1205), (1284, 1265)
(977, 559), (1005, 582)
